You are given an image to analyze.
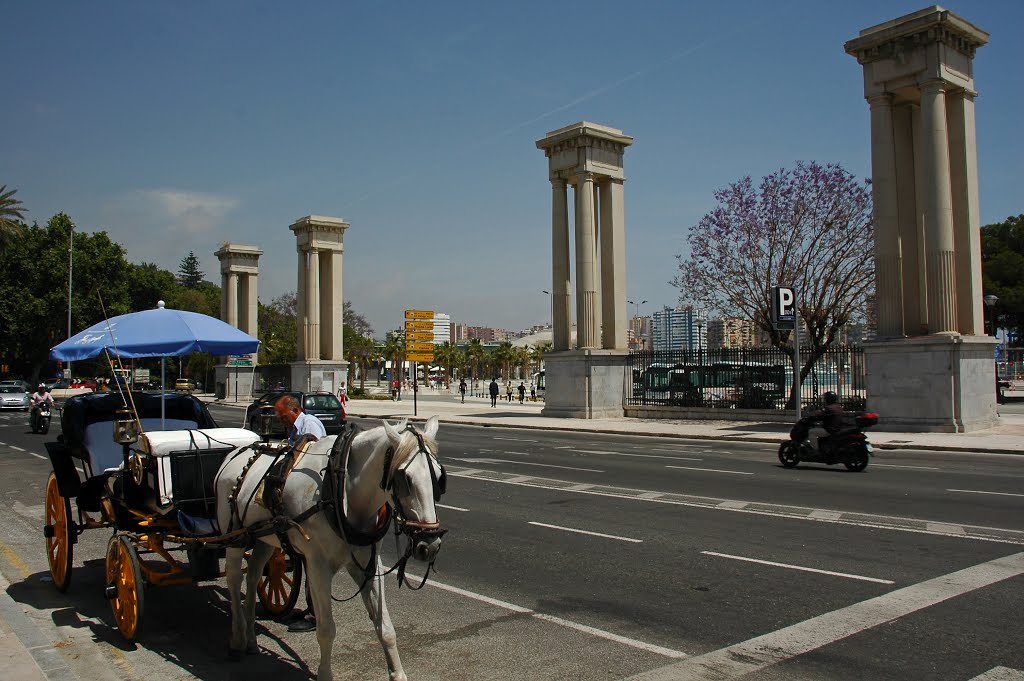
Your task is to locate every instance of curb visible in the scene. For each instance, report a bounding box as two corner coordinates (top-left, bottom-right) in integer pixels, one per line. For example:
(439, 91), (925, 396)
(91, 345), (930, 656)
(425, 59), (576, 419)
(0, 572), (81, 681)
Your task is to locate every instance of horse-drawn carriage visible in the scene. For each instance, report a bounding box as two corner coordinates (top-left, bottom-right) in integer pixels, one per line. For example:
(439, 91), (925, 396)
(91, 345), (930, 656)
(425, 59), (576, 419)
(43, 390), (303, 639)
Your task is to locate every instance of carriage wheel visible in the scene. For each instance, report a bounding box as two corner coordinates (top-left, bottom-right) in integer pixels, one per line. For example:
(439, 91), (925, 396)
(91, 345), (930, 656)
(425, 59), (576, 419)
(105, 535), (144, 641)
(44, 473), (74, 593)
(257, 548), (303, 619)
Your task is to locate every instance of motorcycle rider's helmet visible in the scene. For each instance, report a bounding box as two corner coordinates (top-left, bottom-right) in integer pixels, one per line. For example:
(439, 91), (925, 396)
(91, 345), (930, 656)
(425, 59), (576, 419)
(822, 391), (838, 405)
(38, 383), (47, 393)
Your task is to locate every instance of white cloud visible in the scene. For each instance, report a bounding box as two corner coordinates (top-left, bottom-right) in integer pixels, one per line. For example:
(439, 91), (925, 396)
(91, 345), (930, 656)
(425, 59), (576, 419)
(137, 189), (238, 235)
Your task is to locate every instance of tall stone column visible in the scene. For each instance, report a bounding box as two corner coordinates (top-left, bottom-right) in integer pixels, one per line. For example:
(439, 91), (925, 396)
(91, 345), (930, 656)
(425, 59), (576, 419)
(869, 94), (904, 338)
(948, 89), (985, 335)
(894, 105), (923, 333)
(920, 79), (957, 335)
(296, 249), (306, 361)
(240, 273), (258, 338)
(599, 178), (627, 349)
(214, 243), (263, 398)
(225, 272), (238, 328)
(575, 172), (598, 349)
(551, 179), (571, 351)
(321, 249), (344, 361)
(306, 247), (320, 360)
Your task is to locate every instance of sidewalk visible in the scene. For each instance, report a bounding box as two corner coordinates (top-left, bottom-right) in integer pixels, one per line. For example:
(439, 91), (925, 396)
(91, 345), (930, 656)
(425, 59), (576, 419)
(207, 391), (1024, 455)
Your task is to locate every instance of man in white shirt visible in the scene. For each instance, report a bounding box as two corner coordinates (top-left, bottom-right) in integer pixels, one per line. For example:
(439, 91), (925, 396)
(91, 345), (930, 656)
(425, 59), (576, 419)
(274, 395), (326, 444)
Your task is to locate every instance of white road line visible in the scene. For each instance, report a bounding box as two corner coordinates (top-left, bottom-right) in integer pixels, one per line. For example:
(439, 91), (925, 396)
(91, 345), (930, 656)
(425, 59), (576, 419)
(625, 552), (1024, 681)
(529, 521), (643, 543)
(969, 667), (1024, 680)
(584, 450), (703, 462)
(872, 463), (941, 470)
(437, 503), (469, 512)
(645, 445), (701, 450)
(10, 445), (25, 452)
(665, 465), (753, 476)
(493, 437), (537, 442)
(419, 577), (687, 658)
(949, 488), (1024, 498)
(27, 451), (46, 460)
(451, 457), (603, 473)
(701, 551), (894, 584)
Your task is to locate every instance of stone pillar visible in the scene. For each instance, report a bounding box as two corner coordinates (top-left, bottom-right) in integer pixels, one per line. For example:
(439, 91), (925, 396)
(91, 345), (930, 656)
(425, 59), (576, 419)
(225, 272), (238, 328)
(846, 7), (993, 432)
(868, 94), (903, 338)
(948, 89), (985, 336)
(536, 121), (633, 418)
(600, 178), (627, 349)
(306, 247), (320, 360)
(575, 172), (598, 350)
(289, 215), (350, 393)
(920, 79), (958, 335)
(551, 179), (571, 351)
(295, 249), (306, 361)
(214, 243), (263, 399)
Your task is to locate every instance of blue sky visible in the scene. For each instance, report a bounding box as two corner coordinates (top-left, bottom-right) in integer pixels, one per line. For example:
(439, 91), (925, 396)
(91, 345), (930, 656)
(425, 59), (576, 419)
(5, 1), (1022, 339)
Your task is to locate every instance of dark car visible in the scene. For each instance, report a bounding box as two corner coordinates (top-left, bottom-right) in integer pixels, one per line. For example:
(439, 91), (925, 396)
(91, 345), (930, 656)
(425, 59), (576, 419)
(243, 391), (345, 436)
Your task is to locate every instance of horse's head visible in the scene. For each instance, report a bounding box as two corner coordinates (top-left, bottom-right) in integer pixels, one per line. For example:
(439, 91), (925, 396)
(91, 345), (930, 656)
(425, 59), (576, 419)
(382, 415), (446, 563)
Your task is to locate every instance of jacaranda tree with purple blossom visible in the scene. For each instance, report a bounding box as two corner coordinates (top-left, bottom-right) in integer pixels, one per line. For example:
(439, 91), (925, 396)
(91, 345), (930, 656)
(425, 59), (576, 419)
(672, 161), (874, 408)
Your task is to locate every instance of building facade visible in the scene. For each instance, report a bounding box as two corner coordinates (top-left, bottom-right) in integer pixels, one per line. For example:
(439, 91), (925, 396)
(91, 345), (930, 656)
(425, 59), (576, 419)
(651, 307), (707, 353)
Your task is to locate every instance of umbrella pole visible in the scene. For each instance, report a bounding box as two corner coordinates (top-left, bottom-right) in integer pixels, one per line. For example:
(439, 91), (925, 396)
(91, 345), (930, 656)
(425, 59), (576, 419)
(161, 357), (166, 430)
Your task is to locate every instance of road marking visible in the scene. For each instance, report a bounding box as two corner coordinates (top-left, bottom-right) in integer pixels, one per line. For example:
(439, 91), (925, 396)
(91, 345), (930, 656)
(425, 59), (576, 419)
(27, 451), (46, 460)
(717, 501), (748, 510)
(665, 465), (753, 475)
(644, 444), (701, 450)
(949, 488), (1024, 498)
(10, 445), (25, 451)
(872, 463), (941, 470)
(493, 437), (537, 442)
(702, 550), (894, 584)
(451, 457), (603, 473)
(421, 577), (688, 658)
(625, 552), (1024, 680)
(581, 450), (703, 462)
(529, 521), (643, 543)
(969, 667), (1024, 680)
(437, 503), (469, 512)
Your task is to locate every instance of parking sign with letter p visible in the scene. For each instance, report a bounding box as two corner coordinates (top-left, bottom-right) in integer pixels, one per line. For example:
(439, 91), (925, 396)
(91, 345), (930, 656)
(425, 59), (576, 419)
(773, 286), (796, 330)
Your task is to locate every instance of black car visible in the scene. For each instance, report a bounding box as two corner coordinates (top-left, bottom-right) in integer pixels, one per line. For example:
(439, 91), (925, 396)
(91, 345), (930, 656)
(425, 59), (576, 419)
(243, 391), (345, 436)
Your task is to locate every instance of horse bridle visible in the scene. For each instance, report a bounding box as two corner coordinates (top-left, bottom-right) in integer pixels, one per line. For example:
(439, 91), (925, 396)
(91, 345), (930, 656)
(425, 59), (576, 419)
(381, 425), (448, 546)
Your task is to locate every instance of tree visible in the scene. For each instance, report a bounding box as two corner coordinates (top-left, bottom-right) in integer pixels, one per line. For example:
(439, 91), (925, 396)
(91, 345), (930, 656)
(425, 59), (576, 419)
(0, 185), (26, 244)
(981, 214), (1024, 344)
(177, 251), (204, 289)
(343, 301), (373, 338)
(673, 161), (874, 408)
(258, 293), (298, 365)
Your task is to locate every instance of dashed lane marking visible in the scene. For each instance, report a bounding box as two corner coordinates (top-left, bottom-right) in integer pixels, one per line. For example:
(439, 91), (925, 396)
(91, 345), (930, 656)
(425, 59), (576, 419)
(701, 550), (895, 584)
(624, 552), (1024, 680)
(448, 466), (1024, 545)
(665, 465), (753, 475)
(949, 489), (1024, 498)
(437, 503), (469, 512)
(872, 463), (942, 470)
(529, 521), (643, 543)
(969, 667), (1024, 680)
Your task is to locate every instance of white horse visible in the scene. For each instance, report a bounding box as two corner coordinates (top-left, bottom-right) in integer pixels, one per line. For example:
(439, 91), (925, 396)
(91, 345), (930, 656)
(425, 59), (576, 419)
(214, 416), (446, 681)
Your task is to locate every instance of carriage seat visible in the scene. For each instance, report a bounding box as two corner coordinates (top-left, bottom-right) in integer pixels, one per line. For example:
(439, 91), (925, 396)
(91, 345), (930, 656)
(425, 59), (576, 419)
(82, 418), (201, 476)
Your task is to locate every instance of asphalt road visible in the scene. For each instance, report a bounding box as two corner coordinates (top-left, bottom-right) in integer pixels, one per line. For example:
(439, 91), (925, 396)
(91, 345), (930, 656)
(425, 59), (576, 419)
(0, 404), (1021, 681)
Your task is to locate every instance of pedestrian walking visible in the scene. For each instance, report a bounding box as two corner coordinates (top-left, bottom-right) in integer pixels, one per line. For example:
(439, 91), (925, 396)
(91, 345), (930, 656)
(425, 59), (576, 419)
(489, 378), (499, 407)
(530, 382), (536, 401)
(518, 382), (526, 404)
(459, 378), (467, 404)
(506, 382), (513, 403)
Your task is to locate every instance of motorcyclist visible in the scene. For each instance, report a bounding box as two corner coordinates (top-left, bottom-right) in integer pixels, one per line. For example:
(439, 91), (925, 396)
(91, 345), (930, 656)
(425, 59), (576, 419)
(803, 391), (845, 456)
(30, 383), (55, 429)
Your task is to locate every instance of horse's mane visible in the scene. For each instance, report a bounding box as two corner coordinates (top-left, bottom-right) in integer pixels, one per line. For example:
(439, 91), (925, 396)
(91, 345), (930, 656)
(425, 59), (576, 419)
(386, 425), (438, 484)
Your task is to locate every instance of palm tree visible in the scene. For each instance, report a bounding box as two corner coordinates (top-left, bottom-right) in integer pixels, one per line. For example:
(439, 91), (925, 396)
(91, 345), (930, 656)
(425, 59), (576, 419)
(382, 334), (405, 387)
(466, 339), (485, 388)
(0, 185), (27, 243)
(434, 341), (458, 389)
(494, 341), (515, 381)
(530, 341), (552, 377)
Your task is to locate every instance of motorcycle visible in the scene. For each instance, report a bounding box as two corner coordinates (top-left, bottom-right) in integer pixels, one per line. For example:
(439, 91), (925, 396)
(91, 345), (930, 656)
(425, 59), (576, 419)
(778, 411), (878, 472)
(30, 402), (52, 435)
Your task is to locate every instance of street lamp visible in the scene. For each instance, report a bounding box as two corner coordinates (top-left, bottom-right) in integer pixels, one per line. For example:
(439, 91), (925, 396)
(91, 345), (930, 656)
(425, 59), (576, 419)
(984, 294), (999, 337)
(66, 220), (74, 382)
(541, 290), (552, 334)
(627, 299), (647, 349)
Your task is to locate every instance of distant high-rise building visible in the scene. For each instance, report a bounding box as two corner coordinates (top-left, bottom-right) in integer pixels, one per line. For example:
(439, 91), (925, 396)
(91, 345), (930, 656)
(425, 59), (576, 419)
(651, 307), (706, 353)
(432, 313), (451, 345)
(708, 318), (757, 349)
(629, 316), (651, 350)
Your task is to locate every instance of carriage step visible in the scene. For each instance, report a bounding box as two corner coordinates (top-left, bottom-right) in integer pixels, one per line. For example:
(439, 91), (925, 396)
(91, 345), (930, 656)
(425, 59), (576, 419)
(104, 584), (118, 600)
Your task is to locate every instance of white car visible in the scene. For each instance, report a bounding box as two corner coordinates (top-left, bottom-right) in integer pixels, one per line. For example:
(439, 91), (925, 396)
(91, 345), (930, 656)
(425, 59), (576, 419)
(0, 385), (30, 410)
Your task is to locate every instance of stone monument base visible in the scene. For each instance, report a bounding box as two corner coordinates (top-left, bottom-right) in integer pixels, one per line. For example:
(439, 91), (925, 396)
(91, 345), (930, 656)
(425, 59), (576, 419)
(865, 335), (997, 433)
(290, 361), (349, 395)
(541, 349), (628, 419)
(215, 364), (259, 401)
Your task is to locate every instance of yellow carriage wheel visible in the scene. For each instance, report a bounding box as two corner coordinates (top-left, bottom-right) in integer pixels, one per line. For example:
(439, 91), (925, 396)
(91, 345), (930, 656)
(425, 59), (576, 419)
(257, 548), (303, 619)
(105, 535), (144, 641)
(44, 472), (74, 593)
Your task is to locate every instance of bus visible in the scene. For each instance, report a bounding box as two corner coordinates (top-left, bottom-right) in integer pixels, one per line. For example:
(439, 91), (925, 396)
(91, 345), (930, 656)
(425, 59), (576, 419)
(635, 361), (787, 408)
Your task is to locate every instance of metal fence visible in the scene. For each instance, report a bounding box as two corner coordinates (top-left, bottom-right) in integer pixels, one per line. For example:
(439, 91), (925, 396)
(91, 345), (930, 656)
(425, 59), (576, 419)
(626, 346), (866, 411)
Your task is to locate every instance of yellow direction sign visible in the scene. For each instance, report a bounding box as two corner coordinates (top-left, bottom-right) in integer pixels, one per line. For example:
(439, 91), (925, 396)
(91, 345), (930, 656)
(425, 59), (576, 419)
(405, 320), (433, 330)
(407, 342), (435, 352)
(405, 309), (434, 320)
(407, 353), (435, 362)
(406, 331), (434, 341)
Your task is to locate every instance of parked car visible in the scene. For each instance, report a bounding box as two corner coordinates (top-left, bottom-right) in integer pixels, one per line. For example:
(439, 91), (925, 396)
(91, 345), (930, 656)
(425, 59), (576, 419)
(175, 378), (197, 393)
(0, 379), (31, 393)
(0, 385), (31, 410)
(243, 391), (345, 436)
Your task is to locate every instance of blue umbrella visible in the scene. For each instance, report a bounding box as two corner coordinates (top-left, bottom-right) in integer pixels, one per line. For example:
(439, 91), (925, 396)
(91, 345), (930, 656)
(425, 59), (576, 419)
(51, 304), (259, 361)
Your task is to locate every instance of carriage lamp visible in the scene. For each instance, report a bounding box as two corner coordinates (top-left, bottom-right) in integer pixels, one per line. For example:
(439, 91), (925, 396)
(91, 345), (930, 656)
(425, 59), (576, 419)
(112, 408), (139, 445)
(257, 405), (277, 441)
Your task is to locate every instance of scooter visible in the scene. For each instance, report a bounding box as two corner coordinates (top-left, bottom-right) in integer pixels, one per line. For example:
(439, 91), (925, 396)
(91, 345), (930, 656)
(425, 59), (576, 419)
(30, 402), (52, 435)
(778, 412), (878, 472)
